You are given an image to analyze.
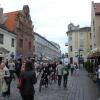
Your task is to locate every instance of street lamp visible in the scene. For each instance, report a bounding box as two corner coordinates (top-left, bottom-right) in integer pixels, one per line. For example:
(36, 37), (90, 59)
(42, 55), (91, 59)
(78, 49), (83, 69)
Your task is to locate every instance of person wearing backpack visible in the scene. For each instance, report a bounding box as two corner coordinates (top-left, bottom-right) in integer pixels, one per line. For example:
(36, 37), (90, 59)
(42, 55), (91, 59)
(62, 65), (69, 89)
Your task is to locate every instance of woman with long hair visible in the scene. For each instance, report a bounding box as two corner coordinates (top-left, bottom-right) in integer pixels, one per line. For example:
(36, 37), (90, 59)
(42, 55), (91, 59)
(18, 61), (37, 100)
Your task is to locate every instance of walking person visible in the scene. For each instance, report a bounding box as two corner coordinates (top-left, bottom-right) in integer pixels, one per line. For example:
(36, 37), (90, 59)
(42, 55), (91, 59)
(70, 63), (74, 75)
(62, 65), (69, 89)
(0, 62), (10, 97)
(97, 63), (100, 91)
(74, 63), (79, 76)
(15, 58), (22, 78)
(67, 63), (71, 70)
(0, 61), (5, 95)
(18, 61), (37, 100)
(56, 61), (63, 87)
(8, 59), (15, 80)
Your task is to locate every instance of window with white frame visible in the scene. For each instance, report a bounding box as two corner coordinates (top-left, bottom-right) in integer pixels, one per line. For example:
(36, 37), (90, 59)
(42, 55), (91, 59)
(80, 32), (84, 49)
(0, 34), (4, 44)
(11, 38), (15, 47)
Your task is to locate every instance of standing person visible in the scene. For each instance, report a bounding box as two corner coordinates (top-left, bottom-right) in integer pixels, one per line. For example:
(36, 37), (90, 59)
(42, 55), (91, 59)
(15, 59), (22, 78)
(67, 63), (71, 70)
(74, 63), (79, 76)
(8, 59), (15, 80)
(6, 59), (15, 97)
(3, 62), (11, 97)
(70, 63), (74, 75)
(56, 61), (63, 87)
(0, 61), (5, 95)
(62, 65), (69, 88)
(97, 64), (100, 91)
(0, 62), (10, 97)
(18, 61), (37, 100)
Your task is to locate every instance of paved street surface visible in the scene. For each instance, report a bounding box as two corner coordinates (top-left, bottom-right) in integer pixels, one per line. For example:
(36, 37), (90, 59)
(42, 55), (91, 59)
(0, 69), (100, 100)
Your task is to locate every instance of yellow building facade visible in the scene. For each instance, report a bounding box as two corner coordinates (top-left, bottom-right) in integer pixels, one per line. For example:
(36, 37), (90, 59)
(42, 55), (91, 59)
(67, 23), (91, 64)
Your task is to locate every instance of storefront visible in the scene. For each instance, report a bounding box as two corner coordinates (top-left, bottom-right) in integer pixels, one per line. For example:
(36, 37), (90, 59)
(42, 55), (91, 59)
(87, 47), (100, 72)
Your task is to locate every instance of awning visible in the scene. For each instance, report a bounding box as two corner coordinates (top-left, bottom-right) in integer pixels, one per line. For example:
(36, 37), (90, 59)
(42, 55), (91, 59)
(87, 47), (100, 58)
(0, 47), (9, 54)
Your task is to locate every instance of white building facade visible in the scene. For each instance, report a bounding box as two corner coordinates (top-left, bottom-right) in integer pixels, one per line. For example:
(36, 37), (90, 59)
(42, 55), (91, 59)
(0, 8), (16, 60)
(34, 32), (61, 61)
(0, 27), (16, 60)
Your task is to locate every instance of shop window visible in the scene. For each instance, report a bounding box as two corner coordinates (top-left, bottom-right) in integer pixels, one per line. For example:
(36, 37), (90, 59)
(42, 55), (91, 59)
(19, 39), (23, 48)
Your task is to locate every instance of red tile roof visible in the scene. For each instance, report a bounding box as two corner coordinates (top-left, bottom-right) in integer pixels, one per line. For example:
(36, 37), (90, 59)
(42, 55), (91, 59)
(4, 11), (19, 32)
(94, 3), (100, 14)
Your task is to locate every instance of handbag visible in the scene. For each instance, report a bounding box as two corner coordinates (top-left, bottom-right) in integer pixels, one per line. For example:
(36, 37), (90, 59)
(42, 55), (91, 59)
(63, 70), (68, 75)
(17, 77), (24, 89)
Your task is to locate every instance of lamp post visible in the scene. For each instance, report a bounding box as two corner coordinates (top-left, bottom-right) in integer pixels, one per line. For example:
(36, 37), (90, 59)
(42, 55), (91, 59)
(78, 49), (81, 69)
(78, 49), (83, 69)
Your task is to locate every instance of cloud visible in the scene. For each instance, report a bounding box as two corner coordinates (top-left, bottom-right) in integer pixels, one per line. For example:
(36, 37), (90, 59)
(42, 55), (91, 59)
(1, 0), (100, 53)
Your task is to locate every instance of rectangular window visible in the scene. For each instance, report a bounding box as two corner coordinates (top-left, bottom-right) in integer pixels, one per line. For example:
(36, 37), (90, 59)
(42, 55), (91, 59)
(80, 32), (84, 39)
(69, 37), (72, 43)
(69, 46), (72, 52)
(70, 57), (73, 64)
(11, 38), (14, 47)
(90, 45), (92, 50)
(19, 39), (23, 48)
(90, 32), (91, 39)
(29, 41), (31, 49)
(80, 36), (84, 50)
(0, 34), (4, 44)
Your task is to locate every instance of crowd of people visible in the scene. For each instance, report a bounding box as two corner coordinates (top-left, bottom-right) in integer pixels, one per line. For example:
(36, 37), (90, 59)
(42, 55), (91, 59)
(0, 57), (81, 100)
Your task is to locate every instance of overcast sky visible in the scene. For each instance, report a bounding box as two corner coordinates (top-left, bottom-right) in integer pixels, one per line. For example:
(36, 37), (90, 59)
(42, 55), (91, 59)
(0, 0), (100, 53)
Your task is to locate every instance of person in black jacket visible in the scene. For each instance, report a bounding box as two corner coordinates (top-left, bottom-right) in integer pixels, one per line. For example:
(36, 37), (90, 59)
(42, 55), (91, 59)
(18, 61), (37, 100)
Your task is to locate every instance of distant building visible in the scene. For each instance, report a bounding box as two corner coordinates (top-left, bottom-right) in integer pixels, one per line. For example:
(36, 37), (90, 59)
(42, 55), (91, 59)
(66, 23), (91, 64)
(34, 32), (61, 61)
(4, 5), (34, 59)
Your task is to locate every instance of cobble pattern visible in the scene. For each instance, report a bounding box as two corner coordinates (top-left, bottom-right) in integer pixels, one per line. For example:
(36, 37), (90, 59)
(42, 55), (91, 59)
(0, 69), (99, 100)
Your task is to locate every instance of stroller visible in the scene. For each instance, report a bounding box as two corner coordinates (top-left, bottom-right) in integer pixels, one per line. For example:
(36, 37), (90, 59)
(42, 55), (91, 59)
(39, 70), (48, 92)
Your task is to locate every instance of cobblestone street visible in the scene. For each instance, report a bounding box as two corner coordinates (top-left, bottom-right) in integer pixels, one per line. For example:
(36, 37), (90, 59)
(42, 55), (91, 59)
(0, 69), (100, 100)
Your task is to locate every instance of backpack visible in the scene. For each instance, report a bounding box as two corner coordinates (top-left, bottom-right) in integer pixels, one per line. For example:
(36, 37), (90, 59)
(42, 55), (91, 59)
(63, 68), (69, 75)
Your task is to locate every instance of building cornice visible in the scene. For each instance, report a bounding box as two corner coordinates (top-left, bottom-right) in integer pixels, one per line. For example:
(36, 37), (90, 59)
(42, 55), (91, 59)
(34, 32), (58, 49)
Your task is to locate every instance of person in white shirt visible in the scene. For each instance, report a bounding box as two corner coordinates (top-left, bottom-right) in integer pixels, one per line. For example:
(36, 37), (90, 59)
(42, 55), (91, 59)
(56, 61), (63, 87)
(0, 62), (10, 97)
(8, 59), (15, 80)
